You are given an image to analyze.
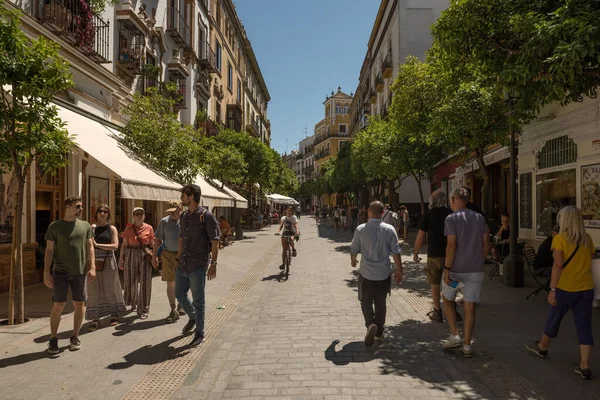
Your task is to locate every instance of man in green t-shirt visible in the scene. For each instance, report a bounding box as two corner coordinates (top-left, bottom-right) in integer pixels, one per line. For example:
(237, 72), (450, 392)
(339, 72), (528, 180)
(44, 196), (95, 355)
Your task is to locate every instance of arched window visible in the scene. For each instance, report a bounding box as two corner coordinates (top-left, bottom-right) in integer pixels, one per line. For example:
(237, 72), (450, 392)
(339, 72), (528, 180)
(537, 135), (577, 169)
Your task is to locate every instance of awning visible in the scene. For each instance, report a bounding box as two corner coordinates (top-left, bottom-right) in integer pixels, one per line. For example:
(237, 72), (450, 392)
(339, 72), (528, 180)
(211, 179), (248, 209)
(55, 105), (182, 201)
(267, 194), (299, 205)
(195, 175), (235, 209)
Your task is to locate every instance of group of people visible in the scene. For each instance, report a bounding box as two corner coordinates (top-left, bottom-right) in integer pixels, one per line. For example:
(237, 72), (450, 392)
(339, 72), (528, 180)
(351, 188), (596, 379)
(44, 184), (221, 354)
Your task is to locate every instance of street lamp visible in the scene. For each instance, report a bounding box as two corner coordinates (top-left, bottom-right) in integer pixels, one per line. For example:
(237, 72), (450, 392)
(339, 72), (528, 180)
(503, 89), (524, 287)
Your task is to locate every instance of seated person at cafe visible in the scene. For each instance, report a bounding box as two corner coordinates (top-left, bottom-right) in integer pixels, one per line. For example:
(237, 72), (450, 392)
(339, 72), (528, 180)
(492, 213), (511, 259)
(219, 216), (232, 248)
(534, 225), (559, 276)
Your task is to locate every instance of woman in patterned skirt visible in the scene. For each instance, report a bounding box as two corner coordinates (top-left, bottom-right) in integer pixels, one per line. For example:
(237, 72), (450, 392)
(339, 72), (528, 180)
(118, 207), (156, 319)
(86, 205), (127, 331)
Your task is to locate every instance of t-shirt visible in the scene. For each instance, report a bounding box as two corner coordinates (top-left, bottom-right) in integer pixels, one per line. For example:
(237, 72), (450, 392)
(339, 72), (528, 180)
(444, 209), (487, 273)
(552, 233), (595, 292)
(351, 208), (359, 219)
(333, 209), (340, 219)
(382, 210), (399, 230)
(219, 220), (231, 232)
(341, 209), (347, 217)
(122, 223), (155, 247)
(155, 216), (180, 252)
(45, 219), (94, 275)
(419, 207), (452, 258)
(281, 215), (298, 235)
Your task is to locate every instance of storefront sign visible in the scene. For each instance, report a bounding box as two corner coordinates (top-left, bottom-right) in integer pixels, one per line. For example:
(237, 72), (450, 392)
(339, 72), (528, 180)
(582, 163), (600, 228)
(593, 139), (600, 151)
(519, 172), (532, 229)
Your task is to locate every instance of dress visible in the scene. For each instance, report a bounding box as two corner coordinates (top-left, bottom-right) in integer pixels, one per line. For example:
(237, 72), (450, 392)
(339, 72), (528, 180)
(122, 223), (155, 316)
(86, 224), (127, 320)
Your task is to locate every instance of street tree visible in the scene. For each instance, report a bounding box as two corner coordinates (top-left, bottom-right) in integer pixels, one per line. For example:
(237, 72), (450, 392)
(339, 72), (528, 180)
(0, 8), (74, 324)
(121, 83), (201, 184)
(432, 0), (600, 120)
(198, 135), (247, 188)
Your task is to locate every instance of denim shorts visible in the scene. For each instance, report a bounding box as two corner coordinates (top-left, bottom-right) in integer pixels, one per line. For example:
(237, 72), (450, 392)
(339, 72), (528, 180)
(52, 272), (87, 303)
(442, 272), (484, 303)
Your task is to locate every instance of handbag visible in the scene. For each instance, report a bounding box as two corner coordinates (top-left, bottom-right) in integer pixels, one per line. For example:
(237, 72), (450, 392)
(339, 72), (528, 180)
(95, 257), (105, 272)
(132, 223), (153, 265)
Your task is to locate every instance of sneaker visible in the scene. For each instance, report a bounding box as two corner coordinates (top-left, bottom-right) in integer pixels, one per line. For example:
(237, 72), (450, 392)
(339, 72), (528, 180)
(292, 249), (297, 257)
(364, 324), (378, 347)
(69, 336), (81, 351)
(442, 335), (462, 349)
(189, 332), (205, 347)
(428, 308), (443, 323)
(525, 341), (548, 358)
(176, 304), (186, 316)
(575, 366), (592, 380)
(182, 319), (196, 334)
(462, 345), (473, 358)
(47, 337), (59, 355)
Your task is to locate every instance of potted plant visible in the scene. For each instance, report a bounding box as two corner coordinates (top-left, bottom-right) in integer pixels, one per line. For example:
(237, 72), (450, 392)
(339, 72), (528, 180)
(74, 0), (95, 53)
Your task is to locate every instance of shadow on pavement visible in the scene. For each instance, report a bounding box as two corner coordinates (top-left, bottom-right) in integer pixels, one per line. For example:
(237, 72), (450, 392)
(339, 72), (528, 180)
(0, 347), (65, 369)
(33, 329), (89, 344)
(261, 272), (289, 283)
(334, 245), (350, 253)
(106, 334), (188, 369)
(399, 261), (432, 298)
(344, 269), (360, 290)
(324, 340), (376, 366)
(317, 225), (353, 244)
(112, 316), (165, 337)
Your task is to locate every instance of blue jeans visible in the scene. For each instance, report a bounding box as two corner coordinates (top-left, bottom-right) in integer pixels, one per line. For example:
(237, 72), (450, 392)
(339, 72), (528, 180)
(175, 266), (207, 336)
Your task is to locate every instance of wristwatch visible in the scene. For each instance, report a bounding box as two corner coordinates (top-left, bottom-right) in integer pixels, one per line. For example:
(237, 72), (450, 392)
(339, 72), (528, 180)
(550, 287), (556, 292)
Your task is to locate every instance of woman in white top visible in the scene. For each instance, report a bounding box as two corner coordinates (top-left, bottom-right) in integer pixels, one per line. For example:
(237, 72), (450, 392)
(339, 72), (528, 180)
(277, 207), (300, 270)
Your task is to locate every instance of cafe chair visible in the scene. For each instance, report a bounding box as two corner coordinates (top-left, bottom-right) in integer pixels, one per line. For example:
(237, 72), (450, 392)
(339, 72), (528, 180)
(524, 245), (551, 299)
(488, 241), (507, 279)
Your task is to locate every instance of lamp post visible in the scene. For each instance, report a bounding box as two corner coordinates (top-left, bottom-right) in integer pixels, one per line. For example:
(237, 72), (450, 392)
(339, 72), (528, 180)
(503, 90), (524, 287)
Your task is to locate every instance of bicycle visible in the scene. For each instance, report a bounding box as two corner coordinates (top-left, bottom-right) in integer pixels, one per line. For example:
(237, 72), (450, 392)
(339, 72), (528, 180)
(275, 232), (299, 279)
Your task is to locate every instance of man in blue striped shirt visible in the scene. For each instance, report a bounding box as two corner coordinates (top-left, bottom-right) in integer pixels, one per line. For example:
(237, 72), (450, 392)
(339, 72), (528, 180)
(350, 201), (403, 346)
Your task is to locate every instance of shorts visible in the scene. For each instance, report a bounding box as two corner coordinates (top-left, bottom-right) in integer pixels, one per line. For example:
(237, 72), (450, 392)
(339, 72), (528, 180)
(425, 257), (445, 285)
(52, 271), (87, 303)
(161, 250), (178, 282)
(442, 272), (484, 303)
(544, 289), (594, 345)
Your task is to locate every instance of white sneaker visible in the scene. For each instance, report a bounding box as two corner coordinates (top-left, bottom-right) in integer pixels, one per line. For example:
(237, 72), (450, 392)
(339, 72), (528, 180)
(442, 335), (462, 349)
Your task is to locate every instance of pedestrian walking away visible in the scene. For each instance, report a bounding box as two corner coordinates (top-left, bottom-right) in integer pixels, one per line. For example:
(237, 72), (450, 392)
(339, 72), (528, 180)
(333, 206), (341, 231)
(442, 188), (489, 358)
(153, 200), (185, 325)
(350, 205), (359, 233)
(277, 206), (300, 270)
(350, 201), (402, 347)
(296, 204), (301, 219)
(119, 207), (156, 320)
(176, 184), (220, 348)
(413, 189), (454, 323)
(86, 205), (126, 332)
(382, 204), (399, 233)
(314, 206), (320, 225)
(525, 206), (596, 380)
(340, 206), (348, 231)
(44, 196), (95, 354)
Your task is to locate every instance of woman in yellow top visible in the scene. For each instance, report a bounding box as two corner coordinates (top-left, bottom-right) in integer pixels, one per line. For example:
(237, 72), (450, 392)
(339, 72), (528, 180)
(526, 206), (596, 379)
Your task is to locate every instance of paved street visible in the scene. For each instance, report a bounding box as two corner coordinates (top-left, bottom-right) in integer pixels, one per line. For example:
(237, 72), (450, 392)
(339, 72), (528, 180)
(1, 216), (600, 399)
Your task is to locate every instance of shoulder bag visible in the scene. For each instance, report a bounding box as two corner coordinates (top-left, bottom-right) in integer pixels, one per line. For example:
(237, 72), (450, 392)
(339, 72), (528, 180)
(132, 223), (154, 265)
(561, 244), (580, 270)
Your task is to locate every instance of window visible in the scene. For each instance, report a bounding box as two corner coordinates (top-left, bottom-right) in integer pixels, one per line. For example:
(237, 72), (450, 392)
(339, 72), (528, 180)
(339, 124), (347, 135)
(237, 78), (242, 103)
(216, 1), (221, 26)
(538, 135), (577, 169)
(216, 41), (222, 72)
(536, 169), (576, 236)
(216, 101), (222, 123)
(227, 62), (233, 91)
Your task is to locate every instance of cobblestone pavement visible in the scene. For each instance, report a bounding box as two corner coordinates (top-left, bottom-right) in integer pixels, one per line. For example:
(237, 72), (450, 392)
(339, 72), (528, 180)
(2, 216), (599, 400)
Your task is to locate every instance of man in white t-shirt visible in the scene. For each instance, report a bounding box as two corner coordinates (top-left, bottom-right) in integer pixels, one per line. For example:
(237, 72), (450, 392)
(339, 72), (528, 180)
(277, 207), (300, 270)
(382, 204), (399, 232)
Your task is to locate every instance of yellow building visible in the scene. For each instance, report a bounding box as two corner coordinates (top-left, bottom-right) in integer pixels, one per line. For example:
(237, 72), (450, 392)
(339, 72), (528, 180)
(313, 87), (353, 206)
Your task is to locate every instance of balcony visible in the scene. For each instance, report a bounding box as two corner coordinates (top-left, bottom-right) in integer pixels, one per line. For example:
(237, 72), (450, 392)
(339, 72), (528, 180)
(198, 41), (217, 72)
(302, 165), (315, 175)
(167, 5), (191, 48)
(246, 118), (260, 137)
(375, 73), (384, 92)
(312, 131), (349, 147)
(41, 0), (110, 63)
(382, 53), (393, 79)
(314, 149), (331, 161)
(369, 88), (377, 104)
(227, 103), (243, 132)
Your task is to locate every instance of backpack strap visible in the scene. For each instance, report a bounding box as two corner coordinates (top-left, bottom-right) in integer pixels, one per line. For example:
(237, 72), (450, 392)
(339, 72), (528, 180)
(198, 208), (207, 225)
(562, 244), (580, 270)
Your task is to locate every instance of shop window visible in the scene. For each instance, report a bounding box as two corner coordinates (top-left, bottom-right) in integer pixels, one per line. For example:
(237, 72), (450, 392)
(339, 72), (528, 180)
(538, 135), (577, 170)
(536, 169), (576, 236)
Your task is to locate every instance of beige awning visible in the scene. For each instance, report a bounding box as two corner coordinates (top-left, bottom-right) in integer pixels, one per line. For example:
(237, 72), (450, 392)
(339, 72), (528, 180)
(55, 105), (182, 201)
(195, 174), (235, 209)
(211, 179), (248, 209)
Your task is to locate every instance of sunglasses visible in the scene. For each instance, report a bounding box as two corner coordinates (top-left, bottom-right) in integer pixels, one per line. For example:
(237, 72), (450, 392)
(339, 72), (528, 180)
(98, 210), (109, 214)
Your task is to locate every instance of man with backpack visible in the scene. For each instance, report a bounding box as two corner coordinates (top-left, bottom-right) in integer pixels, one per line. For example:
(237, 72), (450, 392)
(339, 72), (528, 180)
(382, 204), (399, 233)
(176, 184), (220, 347)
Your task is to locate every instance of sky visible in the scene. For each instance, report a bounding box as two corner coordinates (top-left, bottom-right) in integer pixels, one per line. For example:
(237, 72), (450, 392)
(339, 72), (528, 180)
(234, 0), (380, 155)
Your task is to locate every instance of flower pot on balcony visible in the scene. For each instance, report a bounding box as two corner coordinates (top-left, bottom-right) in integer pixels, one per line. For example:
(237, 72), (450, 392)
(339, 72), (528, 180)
(43, 3), (72, 31)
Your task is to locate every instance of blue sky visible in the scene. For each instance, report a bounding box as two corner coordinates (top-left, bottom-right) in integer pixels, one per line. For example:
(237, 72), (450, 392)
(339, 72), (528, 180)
(234, 0), (379, 155)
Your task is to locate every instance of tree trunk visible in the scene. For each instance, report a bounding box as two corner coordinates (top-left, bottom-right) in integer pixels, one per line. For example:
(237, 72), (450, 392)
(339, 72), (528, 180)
(388, 180), (395, 205)
(413, 172), (426, 215)
(8, 174), (26, 324)
(475, 148), (490, 218)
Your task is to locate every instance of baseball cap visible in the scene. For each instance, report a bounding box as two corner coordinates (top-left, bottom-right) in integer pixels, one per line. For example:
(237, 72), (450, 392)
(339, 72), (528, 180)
(132, 207), (145, 214)
(166, 200), (182, 213)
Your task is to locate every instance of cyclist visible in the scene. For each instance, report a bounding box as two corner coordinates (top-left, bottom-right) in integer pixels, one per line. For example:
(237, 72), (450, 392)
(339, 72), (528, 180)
(276, 206), (300, 270)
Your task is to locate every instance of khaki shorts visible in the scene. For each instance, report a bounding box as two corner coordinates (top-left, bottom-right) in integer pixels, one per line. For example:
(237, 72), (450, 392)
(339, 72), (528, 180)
(161, 250), (178, 282)
(425, 257), (445, 285)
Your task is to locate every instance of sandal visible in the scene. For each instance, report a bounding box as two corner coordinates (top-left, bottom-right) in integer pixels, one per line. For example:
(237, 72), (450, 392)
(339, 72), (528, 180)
(140, 312), (149, 320)
(165, 310), (179, 324)
(109, 316), (119, 326)
(88, 320), (100, 332)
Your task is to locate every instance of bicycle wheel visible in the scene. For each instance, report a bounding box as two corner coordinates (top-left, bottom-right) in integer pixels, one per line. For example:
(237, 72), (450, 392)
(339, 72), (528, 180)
(285, 247), (291, 277)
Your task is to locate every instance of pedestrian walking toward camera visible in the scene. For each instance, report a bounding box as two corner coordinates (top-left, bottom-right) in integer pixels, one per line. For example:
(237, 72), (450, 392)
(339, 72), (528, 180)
(44, 196), (95, 354)
(526, 206), (596, 380)
(119, 207), (156, 320)
(340, 206), (348, 231)
(350, 201), (402, 347)
(153, 200), (185, 324)
(412, 190), (453, 323)
(86, 205), (126, 332)
(176, 184), (220, 347)
(333, 206), (341, 231)
(296, 204), (301, 219)
(441, 188), (489, 358)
